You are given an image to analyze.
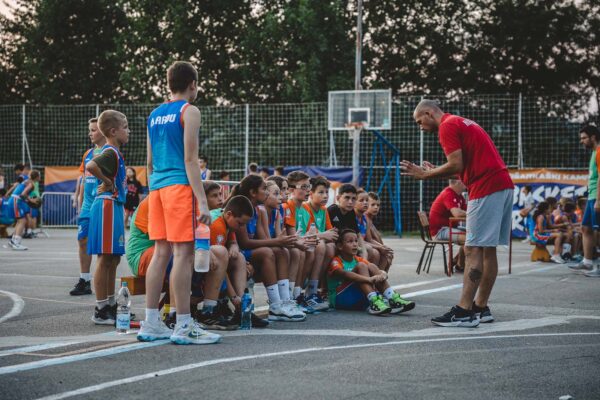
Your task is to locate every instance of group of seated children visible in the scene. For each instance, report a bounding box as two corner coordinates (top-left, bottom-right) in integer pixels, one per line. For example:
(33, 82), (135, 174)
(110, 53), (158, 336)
(1, 163), (43, 250)
(529, 196), (583, 264)
(124, 171), (414, 330)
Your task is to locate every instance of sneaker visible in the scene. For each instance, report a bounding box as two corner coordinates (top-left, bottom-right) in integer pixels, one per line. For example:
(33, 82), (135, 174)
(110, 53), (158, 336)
(550, 254), (566, 264)
(472, 302), (494, 323)
(304, 293), (329, 312)
(22, 232), (33, 239)
(170, 320), (221, 345)
(216, 298), (234, 318)
(521, 237), (530, 244)
(8, 239), (27, 251)
(196, 309), (238, 331)
(387, 292), (415, 314)
(431, 305), (479, 327)
(295, 294), (315, 314)
(571, 254), (583, 263)
(91, 305), (115, 325)
(109, 304), (135, 321)
(137, 319), (173, 342)
(368, 295), (391, 315)
(163, 313), (176, 329)
(69, 278), (92, 296)
(568, 262), (594, 272)
(584, 266), (600, 277)
(268, 301), (306, 322)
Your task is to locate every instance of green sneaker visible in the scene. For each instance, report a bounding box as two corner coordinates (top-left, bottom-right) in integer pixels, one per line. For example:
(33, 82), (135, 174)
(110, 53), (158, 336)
(368, 295), (391, 316)
(387, 292), (415, 314)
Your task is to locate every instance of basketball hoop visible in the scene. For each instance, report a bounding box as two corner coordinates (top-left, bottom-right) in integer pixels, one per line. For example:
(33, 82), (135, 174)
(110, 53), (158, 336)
(345, 122), (366, 140)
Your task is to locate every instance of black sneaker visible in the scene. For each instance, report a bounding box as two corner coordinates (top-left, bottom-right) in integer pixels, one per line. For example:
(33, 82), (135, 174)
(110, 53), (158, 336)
(472, 302), (494, 323)
(91, 305), (115, 325)
(216, 298), (233, 318)
(70, 278), (92, 296)
(163, 312), (176, 329)
(431, 305), (479, 327)
(197, 309), (238, 331)
(231, 310), (270, 328)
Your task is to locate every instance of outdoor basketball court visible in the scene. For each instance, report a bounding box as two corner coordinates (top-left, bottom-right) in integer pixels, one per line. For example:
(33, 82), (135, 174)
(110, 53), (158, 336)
(0, 230), (598, 400)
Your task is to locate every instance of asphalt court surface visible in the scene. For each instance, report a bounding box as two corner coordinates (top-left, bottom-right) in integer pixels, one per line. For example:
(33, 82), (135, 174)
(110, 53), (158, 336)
(0, 230), (599, 400)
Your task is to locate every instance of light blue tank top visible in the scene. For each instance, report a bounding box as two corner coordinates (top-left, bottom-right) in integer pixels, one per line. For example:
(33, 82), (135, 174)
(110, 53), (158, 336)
(81, 147), (102, 212)
(147, 100), (190, 190)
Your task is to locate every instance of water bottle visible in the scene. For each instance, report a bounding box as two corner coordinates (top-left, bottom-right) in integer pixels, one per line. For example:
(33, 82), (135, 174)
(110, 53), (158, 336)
(116, 282), (131, 334)
(240, 289), (253, 330)
(306, 223), (317, 252)
(194, 223), (211, 272)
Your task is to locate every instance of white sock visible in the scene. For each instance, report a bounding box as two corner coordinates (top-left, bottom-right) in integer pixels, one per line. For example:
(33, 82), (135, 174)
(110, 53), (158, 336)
(107, 295), (115, 306)
(26, 228), (32, 235)
(12, 235), (22, 245)
(266, 284), (281, 304)
(202, 299), (218, 313)
(292, 286), (302, 300)
(80, 273), (91, 282)
(145, 308), (160, 323)
(367, 292), (378, 301)
(383, 287), (395, 299)
(278, 279), (290, 301)
(169, 307), (176, 316)
(289, 281), (295, 297)
(97, 299), (108, 308)
(176, 313), (192, 327)
(584, 258), (594, 266)
(306, 280), (319, 297)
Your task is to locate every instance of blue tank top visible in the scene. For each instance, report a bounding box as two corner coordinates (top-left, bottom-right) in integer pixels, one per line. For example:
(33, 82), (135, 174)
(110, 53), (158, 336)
(96, 144), (127, 204)
(12, 181), (26, 197)
(246, 206), (259, 239)
(81, 147), (102, 212)
(147, 100), (190, 190)
(356, 214), (367, 239)
(268, 208), (279, 238)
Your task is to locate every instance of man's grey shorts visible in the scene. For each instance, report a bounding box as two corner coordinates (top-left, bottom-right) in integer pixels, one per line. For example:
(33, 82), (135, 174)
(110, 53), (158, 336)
(435, 226), (465, 241)
(465, 189), (513, 247)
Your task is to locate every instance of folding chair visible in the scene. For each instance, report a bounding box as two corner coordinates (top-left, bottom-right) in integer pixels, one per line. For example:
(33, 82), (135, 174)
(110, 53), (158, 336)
(416, 211), (449, 276)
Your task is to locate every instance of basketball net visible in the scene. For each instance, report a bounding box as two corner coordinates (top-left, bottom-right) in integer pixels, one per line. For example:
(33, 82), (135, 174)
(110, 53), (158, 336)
(345, 122), (367, 140)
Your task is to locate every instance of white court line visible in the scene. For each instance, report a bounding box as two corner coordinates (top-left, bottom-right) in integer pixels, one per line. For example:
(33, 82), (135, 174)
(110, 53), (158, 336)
(0, 290), (25, 323)
(0, 340), (168, 376)
(34, 332), (600, 400)
(0, 341), (84, 358)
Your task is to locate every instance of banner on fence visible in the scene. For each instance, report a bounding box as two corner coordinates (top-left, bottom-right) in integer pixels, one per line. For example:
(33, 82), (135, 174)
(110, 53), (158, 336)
(44, 166), (148, 192)
(510, 168), (588, 238)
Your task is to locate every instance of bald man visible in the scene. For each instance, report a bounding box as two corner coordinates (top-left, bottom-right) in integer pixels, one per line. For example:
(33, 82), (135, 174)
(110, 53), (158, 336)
(401, 100), (514, 328)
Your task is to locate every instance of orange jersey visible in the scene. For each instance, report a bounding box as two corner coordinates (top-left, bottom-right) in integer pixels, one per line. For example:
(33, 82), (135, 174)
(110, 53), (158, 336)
(283, 199), (299, 228)
(210, 215), (236, 246)
(328, 255), (369, 276)
(301, 202), (333, 232)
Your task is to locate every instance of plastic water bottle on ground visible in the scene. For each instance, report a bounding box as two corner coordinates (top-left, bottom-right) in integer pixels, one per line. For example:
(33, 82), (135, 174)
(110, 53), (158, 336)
(116, 282), (131, 334)
(306, 223), (317, 252)
(240, 289), (253, 330)
(194, 223), (211, 272)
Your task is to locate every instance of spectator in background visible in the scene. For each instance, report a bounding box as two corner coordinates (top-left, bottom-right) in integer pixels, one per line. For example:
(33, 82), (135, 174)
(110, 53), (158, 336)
(260, 167), (270, 180)
(520, 185), (535, 243)
(575, 197), (586, 223)
(219, 170), (230, 181)
(199, 154), (212, 180)
(13, 164), (25, 182)
(22, 163), (31, 179)
(247, 162), (258, 176)
(274, 166), (285, 176)
(125, 167), (143, 229)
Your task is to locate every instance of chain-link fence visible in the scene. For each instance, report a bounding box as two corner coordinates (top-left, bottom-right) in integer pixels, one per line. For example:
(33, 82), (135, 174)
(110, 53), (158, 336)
(1, 94), (598, 232)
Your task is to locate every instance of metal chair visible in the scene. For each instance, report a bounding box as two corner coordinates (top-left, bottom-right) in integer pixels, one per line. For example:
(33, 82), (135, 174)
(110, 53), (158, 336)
(416, 211), (449, 276)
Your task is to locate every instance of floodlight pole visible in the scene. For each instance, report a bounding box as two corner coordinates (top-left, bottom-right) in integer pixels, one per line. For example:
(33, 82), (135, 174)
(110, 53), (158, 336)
(352, 0), (363, 186)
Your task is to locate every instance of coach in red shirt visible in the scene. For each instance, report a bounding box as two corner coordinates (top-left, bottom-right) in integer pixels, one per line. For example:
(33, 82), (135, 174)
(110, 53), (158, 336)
(401, 99), (514, 328)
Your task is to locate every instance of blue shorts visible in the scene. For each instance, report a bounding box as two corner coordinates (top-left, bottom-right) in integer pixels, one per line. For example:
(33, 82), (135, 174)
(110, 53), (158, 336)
(8, 197), (29, 220)
(87, 198), (125, 255)
(241, 249), (252, 262)
(333, 282), (369, 311)
(30, 207), (39, 218)
(582, 199), (599, 229)
(77, 216), (90, 241)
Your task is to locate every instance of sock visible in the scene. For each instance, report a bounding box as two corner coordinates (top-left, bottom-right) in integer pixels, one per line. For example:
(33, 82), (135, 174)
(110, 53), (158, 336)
(289, 281), (295, 297)
(278, 279), (290, 301)
(292, 286), (302, 300)
(202, 299), (218, 314)
(383, 287), (395, 299)
(12, 235), (22, 245)
(584, 258), (594, 266)
(266, 284), (281, 304)
(96, 299), (108, 309)
(169, 307), (176, 316)
(145, 308), (160, 323)
(306, 280), (319, 297)
(176, 313), (192, 327)
(26, 228), (32, 235)
(80, 273), (91, 282)
(367, 292), (378, 301)
(107, 295), (115, 306)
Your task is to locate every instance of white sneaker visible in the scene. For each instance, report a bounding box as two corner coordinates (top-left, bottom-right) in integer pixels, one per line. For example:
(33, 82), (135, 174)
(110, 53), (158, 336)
(569, 262), (594, 273)
(550, 254), (566, 264)
(170, 320), (221, 345)
(521, 238), (530, 244)
(268, 301), (306, 322)
(8, 240), (28, 251)
(137, 319), (173, 342)
(584, 266), (600, 277)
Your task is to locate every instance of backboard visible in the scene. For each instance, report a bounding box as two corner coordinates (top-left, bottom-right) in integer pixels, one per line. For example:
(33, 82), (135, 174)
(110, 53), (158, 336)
(328, 89), (392, 131)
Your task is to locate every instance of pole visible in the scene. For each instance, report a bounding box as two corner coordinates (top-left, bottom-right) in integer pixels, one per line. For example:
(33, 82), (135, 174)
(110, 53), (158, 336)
(352, 0), (363, 186)
(517, 93), (523, 169)
(22, 105), (26, 164)
(96, 104), (100, 117)
(244, 104), (249, 175)
(419, 128), (424, 211)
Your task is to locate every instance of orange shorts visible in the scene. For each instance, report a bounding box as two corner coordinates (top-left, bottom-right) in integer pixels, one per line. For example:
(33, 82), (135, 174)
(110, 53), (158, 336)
(137, 246), (154, 276)
(148, 184), (199, 242)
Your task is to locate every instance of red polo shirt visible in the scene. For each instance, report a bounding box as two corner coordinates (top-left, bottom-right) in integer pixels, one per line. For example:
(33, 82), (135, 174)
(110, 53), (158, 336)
(429, 187), (467, 236)
(438, 113), (514, 200)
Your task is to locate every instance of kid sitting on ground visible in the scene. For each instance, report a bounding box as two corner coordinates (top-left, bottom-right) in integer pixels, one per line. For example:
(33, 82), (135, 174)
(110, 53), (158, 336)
(530, 201), (570, 264)
(327, 229), (415, 315)
(355, 189), (393, 271)
(365, 192), (394, 271)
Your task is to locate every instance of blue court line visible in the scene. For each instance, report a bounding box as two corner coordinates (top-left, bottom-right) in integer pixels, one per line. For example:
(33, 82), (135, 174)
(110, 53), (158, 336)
(0, 340), (169, 375)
